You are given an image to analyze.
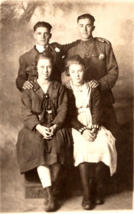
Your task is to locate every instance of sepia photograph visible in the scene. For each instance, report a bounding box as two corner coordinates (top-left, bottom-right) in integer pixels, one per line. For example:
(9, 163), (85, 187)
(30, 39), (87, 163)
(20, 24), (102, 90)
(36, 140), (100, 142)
(0, 0), (133, 213)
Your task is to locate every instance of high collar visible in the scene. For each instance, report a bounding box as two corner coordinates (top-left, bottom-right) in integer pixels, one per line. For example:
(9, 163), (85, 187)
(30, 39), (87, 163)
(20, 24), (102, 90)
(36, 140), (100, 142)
(80, 37), (94, 45)
(35, 44), (49, 53)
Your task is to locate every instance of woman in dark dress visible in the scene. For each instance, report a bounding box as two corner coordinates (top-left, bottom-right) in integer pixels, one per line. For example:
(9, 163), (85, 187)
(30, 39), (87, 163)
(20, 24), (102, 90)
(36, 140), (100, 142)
(16, 52), (71, 211)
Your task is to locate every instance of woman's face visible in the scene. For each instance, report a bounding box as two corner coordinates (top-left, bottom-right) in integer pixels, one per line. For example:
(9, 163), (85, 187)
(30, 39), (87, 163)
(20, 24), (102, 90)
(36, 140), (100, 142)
(37, 58), (52, 80)
(69, 63), (84, 85)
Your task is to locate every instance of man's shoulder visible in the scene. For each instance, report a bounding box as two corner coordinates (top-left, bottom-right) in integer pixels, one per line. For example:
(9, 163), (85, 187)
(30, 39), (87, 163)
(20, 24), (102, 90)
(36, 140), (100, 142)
(94, 37), (112, 47)
(20, 47), (36, 58)
(50, 40), (81, 49)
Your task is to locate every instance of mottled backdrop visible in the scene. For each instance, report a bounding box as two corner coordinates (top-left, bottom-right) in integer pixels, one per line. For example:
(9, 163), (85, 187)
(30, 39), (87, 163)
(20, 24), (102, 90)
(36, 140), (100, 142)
(0, 0), (133, 211)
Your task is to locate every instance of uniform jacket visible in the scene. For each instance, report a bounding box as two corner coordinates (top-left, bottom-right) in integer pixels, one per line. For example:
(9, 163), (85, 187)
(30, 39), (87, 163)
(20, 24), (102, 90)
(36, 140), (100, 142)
(65, 38), (119, 106)
(16, 41), (78, 91)
(65, 81), (101, 131)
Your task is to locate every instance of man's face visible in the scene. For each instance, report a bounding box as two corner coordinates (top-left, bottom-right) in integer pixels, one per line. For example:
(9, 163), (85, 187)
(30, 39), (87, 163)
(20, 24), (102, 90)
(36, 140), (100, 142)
(77, 18), (95, 40)
(34, 27), (51, 46)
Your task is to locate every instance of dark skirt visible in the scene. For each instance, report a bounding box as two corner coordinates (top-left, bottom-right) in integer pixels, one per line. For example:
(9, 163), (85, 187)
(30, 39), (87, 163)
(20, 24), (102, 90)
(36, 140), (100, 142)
(16, 127), (73, 174)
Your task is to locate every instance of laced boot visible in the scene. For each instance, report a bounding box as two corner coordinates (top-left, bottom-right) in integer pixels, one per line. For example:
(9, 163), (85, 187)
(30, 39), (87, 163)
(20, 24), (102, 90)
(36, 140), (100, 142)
(44, 186), (56, 212)
(95, 183), (104, 205)
(94, 162), (110, 205)
(81, 178), (93, 210)
(79, 163), (94, 210)
(43, 188), (48, 206)
(82, 198), (92, 210)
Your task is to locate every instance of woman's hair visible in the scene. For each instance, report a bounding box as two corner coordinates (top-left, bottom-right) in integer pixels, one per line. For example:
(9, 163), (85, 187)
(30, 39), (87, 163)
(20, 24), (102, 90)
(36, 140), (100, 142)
(65, 54), (86, 76)
(35, 51), (54, 70)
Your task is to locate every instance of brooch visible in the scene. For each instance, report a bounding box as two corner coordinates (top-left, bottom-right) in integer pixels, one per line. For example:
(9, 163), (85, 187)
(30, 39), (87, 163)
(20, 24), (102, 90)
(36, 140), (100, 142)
(55, 47), (60, 52)
(46, 109), (52, 114)
(99, 53), (105, 60)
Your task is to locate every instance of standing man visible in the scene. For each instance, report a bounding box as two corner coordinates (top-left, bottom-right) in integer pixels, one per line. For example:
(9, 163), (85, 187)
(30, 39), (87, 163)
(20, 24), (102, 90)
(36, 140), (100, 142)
(64, 13), (119, 136)
(16, 21), (109, 92)
(16, 21), (79, 91)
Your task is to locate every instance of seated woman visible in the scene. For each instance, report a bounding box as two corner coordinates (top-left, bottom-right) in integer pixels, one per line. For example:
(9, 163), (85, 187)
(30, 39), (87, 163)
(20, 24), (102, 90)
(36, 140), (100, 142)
(65, 55), (117, 210)
(16, 52), (71, 212)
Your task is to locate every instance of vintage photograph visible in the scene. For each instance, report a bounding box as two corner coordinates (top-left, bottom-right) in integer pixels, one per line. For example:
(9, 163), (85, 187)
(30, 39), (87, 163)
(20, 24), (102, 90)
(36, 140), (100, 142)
(0, 0), (133, 212)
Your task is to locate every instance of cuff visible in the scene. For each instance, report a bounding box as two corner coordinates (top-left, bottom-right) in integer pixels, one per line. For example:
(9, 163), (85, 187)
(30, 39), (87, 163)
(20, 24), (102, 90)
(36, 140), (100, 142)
(91, 125), (99, 129)
(79, 127), (87, 134)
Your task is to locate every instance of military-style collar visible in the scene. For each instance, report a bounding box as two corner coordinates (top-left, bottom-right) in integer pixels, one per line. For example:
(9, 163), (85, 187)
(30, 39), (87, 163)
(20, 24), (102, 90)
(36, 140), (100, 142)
(80, 37), (94, 46)
(32, 79), (59, 92)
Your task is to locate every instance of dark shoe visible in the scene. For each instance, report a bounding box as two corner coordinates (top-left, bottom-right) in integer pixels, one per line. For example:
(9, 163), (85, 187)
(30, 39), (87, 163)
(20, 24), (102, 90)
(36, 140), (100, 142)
(45, 198), (56, 212)
(96, 181), (106, 206)
(44, 186), (56, 212)
(95, 196), (104, 205)
(82, 198), (93, 210)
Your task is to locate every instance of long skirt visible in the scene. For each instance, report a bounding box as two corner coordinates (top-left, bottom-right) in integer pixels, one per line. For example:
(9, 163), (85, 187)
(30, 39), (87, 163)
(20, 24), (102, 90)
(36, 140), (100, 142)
(16, 127), (73, 174)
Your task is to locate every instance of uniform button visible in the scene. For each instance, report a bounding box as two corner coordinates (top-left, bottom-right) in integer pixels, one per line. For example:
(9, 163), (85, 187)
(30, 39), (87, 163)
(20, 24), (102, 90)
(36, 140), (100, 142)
(86, 53), (89, 56)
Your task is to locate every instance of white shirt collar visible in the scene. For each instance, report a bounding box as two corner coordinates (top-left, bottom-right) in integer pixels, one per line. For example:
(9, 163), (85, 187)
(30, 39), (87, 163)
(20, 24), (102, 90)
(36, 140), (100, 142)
(36, 44), (45, 53)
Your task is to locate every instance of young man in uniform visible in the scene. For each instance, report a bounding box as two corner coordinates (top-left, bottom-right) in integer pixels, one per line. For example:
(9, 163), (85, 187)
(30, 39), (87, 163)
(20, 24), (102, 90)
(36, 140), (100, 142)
(16, 20), (109, 92)
(16, 21), (79, 91)
(65, 13), (119, 136)
(63, 13), (120, 204)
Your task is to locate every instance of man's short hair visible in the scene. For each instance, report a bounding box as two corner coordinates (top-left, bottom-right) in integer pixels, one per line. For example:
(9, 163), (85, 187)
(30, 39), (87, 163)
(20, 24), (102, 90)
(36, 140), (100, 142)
(34, 21), (52, 32)
(77, 14), (95, 25)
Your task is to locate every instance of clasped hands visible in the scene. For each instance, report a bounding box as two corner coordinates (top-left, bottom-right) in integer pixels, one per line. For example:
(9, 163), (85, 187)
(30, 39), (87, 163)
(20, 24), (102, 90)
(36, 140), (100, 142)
(36, 124), (57, 140)
(82, 128), (98, 141)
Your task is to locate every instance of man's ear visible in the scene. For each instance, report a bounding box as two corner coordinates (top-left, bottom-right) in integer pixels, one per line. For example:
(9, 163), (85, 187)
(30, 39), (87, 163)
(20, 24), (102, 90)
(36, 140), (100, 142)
(33, 33), (36, 40)
(49, 33), (52, 39)
(92, 26), (95, 32)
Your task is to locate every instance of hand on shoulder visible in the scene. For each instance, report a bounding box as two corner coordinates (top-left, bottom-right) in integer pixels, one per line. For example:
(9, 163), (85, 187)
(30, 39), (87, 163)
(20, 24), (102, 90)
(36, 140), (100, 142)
(22, 80), (33, 90)
(88, 80), (99, 89)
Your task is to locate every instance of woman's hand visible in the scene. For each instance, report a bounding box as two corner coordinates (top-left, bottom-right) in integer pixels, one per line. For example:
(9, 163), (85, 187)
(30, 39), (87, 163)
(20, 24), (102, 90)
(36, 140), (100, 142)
(36, 124), (52, 140)
(90, 128), (98, 140)
(49, 124), (57, 135)
(82, 129), (97, 141)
